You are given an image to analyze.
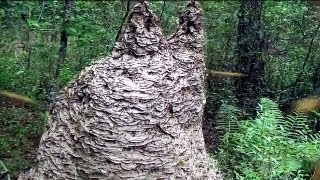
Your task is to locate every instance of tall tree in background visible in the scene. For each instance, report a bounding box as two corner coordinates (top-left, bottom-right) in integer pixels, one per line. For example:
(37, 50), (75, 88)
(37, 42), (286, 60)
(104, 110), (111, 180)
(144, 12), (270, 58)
(313, 65), (320, 91)
(53, 0), (73, 96)
(234, 0), (265, 117)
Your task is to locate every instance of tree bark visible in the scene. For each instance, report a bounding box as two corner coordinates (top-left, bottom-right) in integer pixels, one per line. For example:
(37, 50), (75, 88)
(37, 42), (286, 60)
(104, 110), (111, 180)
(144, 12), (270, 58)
(312, 65), (320, 91)
(18, 1), (222, 179)
(54, 0), (73, 91)
(234, 0), (265, 117)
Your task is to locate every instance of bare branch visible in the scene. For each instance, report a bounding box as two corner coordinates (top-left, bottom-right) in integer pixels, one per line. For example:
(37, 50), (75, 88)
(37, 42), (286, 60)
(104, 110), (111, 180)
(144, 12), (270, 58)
(284, 20), (320, 92)
(113, 0), (131, 49)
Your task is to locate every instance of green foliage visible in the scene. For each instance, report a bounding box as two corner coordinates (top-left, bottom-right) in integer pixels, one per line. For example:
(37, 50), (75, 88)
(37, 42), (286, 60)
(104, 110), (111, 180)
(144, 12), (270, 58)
(215, 102), (242, 138)
(216, 98), (320, 180)
(201, 1), (239, 70)
(0, 108), (46, 174)
(263, 1), (319, 99)
(60, 66), (76, 87)
(148, 1), (185, 35)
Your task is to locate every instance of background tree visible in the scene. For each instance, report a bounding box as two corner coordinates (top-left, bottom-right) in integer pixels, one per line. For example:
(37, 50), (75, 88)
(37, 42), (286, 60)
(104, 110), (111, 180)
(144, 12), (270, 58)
(234, 0), (265, 118)
(53, 0), (74, 96)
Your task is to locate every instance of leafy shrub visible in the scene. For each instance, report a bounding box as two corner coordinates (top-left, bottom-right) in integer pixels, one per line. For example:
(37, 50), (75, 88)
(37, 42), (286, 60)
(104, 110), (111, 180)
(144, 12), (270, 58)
(215, 98), (320, 180)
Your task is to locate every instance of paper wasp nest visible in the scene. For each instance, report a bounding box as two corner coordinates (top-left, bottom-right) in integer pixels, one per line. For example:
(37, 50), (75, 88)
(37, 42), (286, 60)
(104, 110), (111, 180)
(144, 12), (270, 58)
(19, 1), (222, 179)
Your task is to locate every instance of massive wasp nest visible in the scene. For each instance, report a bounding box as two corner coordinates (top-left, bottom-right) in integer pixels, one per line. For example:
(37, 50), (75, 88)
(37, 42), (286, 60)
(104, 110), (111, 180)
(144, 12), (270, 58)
(19, 1), (222, 179)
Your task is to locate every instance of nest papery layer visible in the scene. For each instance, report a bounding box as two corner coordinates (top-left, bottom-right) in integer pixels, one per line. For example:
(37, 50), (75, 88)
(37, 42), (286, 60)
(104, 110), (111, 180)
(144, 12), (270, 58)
(18, 1), (222, 180)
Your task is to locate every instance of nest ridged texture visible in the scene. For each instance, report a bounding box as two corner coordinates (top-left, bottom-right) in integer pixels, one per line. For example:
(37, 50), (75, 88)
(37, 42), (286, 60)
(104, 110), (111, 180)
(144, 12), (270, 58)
(19, 1), (222, 180)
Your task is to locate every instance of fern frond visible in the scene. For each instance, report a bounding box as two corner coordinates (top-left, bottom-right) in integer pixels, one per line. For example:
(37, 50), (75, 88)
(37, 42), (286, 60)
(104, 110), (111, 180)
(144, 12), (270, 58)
(281, 113), (310, 139)
(216, 102), (242, 137)
(306, 132), (320, 143)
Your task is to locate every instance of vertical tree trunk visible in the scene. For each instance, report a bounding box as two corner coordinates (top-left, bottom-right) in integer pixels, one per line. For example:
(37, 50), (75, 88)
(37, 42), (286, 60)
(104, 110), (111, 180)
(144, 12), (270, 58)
(234, 0), (265, 117)
(312, 65), (320, 91)
(54, 0), (73, 91)
(25, 22), (32, 71)
(20, 10), (32, 71)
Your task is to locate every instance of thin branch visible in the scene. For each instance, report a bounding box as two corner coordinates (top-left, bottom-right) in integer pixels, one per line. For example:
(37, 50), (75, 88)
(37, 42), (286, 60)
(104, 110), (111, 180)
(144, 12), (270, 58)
(112, 0), (131, 49)
(284, 20), (320, 91)
(159, 0), (166, 21)
(37, 0), (45, 22)
(121, 0), (126, 10)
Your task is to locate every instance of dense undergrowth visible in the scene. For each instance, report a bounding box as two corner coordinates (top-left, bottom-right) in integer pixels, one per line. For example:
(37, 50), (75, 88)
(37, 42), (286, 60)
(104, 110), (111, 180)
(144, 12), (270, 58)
(0, 107), (46, 177)
(215, 98), (320, 180)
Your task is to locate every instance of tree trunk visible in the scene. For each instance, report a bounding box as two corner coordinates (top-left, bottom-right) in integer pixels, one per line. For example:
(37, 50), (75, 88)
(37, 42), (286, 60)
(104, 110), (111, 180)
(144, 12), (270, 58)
(54, 0), (73, 91)
(234, 0), (265, 117)
(18, 1), (222, 179)
(312, 65), (320, 91)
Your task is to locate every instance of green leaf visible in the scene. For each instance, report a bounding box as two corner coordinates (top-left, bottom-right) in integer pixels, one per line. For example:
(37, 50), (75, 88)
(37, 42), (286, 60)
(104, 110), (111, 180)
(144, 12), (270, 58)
(0, 9), (4, 18)
(280, 159), (302, 172)
(27, 19), (40, 28)
(68, 27), (77, 35)
(15, 70), (24, 76)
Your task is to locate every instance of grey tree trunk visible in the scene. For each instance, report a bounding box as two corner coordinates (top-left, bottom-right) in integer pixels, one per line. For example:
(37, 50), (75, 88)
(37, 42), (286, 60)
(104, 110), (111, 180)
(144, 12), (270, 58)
(18, 1), (222, 179)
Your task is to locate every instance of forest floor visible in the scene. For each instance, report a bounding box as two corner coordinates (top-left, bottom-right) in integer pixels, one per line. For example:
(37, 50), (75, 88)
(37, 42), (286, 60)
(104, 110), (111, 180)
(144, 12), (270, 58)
(0, 96), (45, 178)
(203, 110), (220, 154)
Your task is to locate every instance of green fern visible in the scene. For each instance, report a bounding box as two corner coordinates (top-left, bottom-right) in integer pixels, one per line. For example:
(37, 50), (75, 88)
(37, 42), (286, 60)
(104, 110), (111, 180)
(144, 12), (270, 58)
(284, 114), (314, 141)
(215, 98), (320, 180)
(216, 102), (242, 137)
(216, 98), (320, 143)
